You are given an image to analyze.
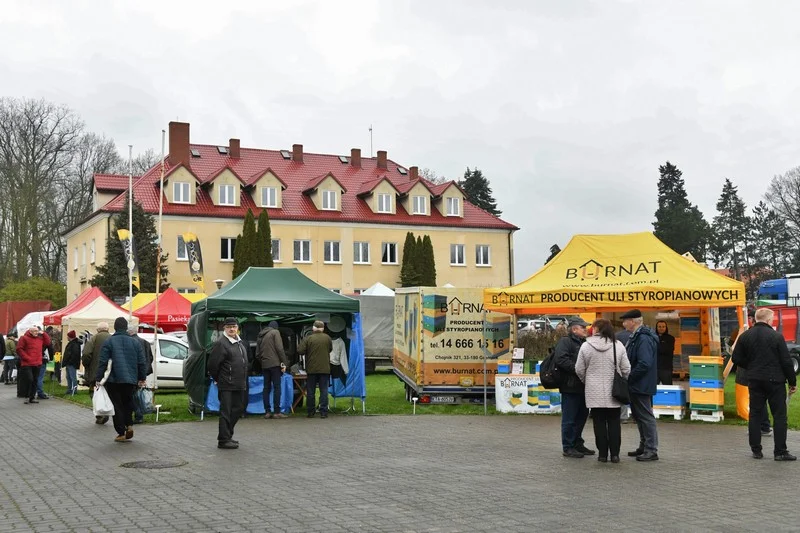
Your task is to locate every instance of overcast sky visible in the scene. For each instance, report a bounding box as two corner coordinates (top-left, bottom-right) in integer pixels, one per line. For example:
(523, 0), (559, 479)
(3, 0), (799, 283)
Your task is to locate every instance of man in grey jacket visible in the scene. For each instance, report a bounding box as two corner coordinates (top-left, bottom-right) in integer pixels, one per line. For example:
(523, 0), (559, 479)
(207, 318), (248, 449)
(257, 321), (288, 419)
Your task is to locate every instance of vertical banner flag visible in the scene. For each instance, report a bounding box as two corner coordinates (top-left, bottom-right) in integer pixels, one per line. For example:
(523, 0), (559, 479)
(183, 232), (205, 292)
(117, 229), (140, 289)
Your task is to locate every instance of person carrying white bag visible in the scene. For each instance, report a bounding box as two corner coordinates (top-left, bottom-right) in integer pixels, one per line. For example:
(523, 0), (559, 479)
(94, 317), (147, 443)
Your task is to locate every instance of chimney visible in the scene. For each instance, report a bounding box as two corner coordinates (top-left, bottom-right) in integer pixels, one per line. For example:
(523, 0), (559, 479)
(292, 144), (303, 163)
(168, 121), (191, 167)
(409, 166), (419, 180)
(229, 138), (240, 159)
(350, 148), (361, 168)
(377, 150), (387, 170)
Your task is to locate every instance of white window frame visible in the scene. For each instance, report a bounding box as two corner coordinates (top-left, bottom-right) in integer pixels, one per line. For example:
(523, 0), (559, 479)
(177, 288), (197, 294)
(412, 195), (427, 215)
(90, 239), (96, 264)
(324, 241), (341, 264)
(353, 242), (370, 264)
(81, 243), (87, 266)
(271, 239), (281, 263)
(261, 186), (277, 208)
(476, 244), (491, 267)
(221, 237), (236, 262)
(293, 239), (311, 263)
(177, 235), (188, 261)
(450, 244), (466, 266)
(322, 190), (337, 210)
(377, 193), (392, 213)
(446, 197), (460, 216)
(73, 247), (78, 270)
(219, 184), (236, 206)
(381, 242), (398, 265)
(173, 182), (190, 204)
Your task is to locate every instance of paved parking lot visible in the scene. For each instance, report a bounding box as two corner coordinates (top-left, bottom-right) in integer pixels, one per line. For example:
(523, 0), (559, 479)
(0, 385), (798, 533)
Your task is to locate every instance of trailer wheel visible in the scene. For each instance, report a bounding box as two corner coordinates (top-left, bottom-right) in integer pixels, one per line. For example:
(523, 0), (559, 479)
(792, 354), (800, 375)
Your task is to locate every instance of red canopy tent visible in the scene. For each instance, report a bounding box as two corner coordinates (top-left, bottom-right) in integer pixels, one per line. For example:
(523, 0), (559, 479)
(44, 287), (110, 326)
(132, 288), (191, 332)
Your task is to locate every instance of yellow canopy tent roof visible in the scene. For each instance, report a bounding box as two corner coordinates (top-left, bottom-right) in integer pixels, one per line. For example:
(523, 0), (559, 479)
(121, 292), (207, 311)
(484, 232), (746, 314)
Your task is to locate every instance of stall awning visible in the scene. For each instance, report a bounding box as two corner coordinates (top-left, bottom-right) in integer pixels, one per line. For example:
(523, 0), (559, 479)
(484, 232), (746, 314)
(133, 288), (191, 325)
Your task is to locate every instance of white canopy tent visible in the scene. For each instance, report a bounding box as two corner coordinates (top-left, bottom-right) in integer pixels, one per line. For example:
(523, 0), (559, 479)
(62, 297), (138, 334)
(361, 282), (395, 297)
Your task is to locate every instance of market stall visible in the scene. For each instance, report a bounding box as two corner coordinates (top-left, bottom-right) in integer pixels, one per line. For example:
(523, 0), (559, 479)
(44, 286), (107, 326)
(184, 267), (364, 415)
(484, 232), (746, 421)
(61, 294), (138, 333)
(133, 287), (192, 332)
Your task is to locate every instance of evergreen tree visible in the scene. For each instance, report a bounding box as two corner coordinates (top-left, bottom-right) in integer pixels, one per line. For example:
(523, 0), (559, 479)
(421, 235), (437, 286)
(232, 209), (257, 279)
(255, 209), (273, 267)
(652, 161), (711, 261)
(545, 244), (561, 264)
(399, 232), (421, 287)
(710, 179), (751, 279)
(751, 201), (792, 278)
(91, 192), (169, 299)
(458, 167), (502, 216)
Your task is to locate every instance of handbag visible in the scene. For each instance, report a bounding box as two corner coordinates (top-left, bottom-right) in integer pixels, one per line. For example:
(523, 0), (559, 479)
(135, 387), (156, 414)
(92, 385), (115, 417)
(611, 341), (630, 404)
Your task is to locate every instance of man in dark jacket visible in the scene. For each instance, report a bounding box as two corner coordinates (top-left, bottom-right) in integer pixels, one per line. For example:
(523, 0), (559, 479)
(621, 309), (660, 462)
(732, 308), (797, 461)
(95, 317), (147, 443)
(257, 321), (289, 419)
(128, 326), (154, 424)
(298, 320), (333, 419)
(554, 317), (592, 458)
(207, 317), (248, 449)
(82, 322), (112, 424)
(62, 330), (82, 395)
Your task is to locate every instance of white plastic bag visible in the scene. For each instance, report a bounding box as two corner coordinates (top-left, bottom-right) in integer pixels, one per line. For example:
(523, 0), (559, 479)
(92, 385), (115, 417)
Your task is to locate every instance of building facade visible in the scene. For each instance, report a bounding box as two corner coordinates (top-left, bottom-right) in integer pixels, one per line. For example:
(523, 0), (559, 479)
(63, 122), (518, 303)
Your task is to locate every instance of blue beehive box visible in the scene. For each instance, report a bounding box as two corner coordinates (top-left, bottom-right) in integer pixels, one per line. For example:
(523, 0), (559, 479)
(653, 386), (686, 407)
(689, 378), (723, 389)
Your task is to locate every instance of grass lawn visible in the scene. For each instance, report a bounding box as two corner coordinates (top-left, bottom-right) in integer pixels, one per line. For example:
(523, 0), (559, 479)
(44, 369), (800, 429)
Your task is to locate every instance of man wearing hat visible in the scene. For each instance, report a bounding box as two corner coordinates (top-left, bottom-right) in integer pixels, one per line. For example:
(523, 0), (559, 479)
(297, 320), (333, 418)
(208, 318), (249, 449)
(62, 330), (83, 395)
(554, 317), (594, 458)
(257, 320), (289, 419)
(620, 309), (660, 461)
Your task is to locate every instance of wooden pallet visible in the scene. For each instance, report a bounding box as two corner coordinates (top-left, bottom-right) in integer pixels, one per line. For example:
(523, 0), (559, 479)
(654, 407), (685, 420)
(690, 409), (724, 423)
(672, 371), (689, 380)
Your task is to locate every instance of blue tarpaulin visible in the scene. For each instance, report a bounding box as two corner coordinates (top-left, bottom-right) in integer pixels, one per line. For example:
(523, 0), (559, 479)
(205, 374), (293, 414)
(330, 312), (366, 401)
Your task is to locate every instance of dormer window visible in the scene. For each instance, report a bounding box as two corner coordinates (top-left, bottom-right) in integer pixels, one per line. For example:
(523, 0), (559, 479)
(261, 186), (277, 208)
(322, 190), (337, 210)
(446, 197), (460, 216)
(412, 195), (427, 215)
(377, 193), (392, 213)
(174, 182), (190, 204)
(219, 184), (236, 206)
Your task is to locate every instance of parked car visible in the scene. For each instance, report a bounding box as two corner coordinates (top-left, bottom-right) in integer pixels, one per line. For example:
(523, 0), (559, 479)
(138, 333), (189, 389)
(518, 319), (552, 334)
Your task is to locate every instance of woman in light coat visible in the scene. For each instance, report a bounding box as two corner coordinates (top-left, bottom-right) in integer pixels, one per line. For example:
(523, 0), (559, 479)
(575, 318), (631, 463)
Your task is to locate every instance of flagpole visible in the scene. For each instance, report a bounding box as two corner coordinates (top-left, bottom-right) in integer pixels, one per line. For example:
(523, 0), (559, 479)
(153, 130), (166, 394)
(128, 145), (133, 324)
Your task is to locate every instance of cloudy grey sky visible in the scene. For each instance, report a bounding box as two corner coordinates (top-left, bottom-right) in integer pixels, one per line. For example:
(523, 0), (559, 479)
(3, 0), (799, 282)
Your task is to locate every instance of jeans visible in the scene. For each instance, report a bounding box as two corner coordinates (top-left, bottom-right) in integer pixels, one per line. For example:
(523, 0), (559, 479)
(592, 407), (622, 459)
(218, 389), (247, 442)
(65, 365), (78, 394)
(262, 367), (283, 414)
(105, 383), (136, 437)
(629, 393), (658, 453)
(20, 365), (40, 401)
(561, 392), (589, 451)
(306, 373), (329, 415)
(36, 364), (46, 397)
(1, 360), (15, 383)
(748, 379), (788, 455)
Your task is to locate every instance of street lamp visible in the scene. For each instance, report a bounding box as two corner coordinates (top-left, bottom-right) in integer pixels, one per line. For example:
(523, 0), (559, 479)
(214, 279), (225, 290)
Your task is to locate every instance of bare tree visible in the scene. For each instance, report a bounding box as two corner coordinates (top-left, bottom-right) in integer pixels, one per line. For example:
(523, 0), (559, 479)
(115, 147), (159, 176)
(419, 167), (449, 185)
(765, 166), (800, 249)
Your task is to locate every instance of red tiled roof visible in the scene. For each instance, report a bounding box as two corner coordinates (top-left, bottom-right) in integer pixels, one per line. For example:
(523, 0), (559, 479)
(99, 143), (518, 230)
(94, 174), (136, 192)
(357, 175), (396, 196)
(206, 165), (246, 185)
(395, 178), (434, 196)
(302, 172), (348, 194)
(246, 168), (287, 189)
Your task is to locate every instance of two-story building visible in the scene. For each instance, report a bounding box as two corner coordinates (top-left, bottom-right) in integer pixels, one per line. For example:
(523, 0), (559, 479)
(63, 122), (518, 303)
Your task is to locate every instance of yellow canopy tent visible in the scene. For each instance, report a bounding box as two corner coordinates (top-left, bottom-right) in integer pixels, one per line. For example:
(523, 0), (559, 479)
(121, 292), (207, 311)
(484, 232), (745, 314)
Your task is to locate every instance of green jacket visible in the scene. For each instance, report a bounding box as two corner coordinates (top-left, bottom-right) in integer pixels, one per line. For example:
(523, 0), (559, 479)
(5, 338), (16, 358)
(81, 330), (111, 385)
(298, 332), (332, 375)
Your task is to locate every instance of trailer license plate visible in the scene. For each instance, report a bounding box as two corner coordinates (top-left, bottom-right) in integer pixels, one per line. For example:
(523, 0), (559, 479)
(431, 395), (456, 404)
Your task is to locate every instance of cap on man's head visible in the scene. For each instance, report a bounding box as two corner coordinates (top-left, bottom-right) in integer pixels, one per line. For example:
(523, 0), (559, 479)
(568, 318), (589, 328)
(223, 317), (238, 327)
(620, 309), (642, 320)
(313, 320), (325, 329)
(268, 321), (279, 329)
(114, 317), (128, 331)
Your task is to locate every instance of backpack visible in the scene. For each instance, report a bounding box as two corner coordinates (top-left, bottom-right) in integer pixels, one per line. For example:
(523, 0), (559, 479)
(539, 346), (562, 389)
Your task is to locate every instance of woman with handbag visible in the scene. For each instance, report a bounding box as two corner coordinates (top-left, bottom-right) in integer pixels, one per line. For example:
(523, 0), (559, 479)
(575, 318), (631, 464)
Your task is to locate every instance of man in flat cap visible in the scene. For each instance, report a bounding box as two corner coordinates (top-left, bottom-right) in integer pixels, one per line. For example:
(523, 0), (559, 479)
(298, 320), (333, 418)
(554, 317), (594, 458)
(620, 309), (660, 461)
(208, 318), (248, 449)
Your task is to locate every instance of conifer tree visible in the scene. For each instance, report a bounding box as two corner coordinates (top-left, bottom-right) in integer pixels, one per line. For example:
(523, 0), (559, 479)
(652, 161), (711, 260)
(232, 209), (257, 279)
(421, 234), (437, 286)
(458, 167), (502, 216)
(399, 232), (421, 287)
(710, 179), (751, 279)
(255, 209), (273, 267)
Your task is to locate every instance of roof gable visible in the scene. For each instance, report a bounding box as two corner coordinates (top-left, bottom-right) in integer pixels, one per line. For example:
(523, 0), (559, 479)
(303, 172), (347, 194)
(248, 168), (288, 189)
(357, 175), (399, 197)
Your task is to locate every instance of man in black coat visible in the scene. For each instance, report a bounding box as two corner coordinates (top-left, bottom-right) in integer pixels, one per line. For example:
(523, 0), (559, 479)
(554, 317), (593, 458)
(207, 318), (248, 450)
(733, 308), (797, 461)
(128, 326), (154, 424)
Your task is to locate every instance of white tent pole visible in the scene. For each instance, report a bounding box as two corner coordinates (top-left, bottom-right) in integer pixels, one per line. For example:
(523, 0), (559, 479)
(152, 130), (166, 395)
(127, 145), (133, 324)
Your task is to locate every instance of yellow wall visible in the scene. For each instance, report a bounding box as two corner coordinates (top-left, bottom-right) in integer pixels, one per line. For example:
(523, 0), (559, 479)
(209, 170), (242, 207)
(399, 182), (432, 216)
(251, 171), (284, 208)
(165, 167), (198, 204)
(65, 215), (112, 301)
(64, 215), (513, 301)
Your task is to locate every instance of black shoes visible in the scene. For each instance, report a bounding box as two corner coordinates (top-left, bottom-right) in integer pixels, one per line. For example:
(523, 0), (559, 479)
(24, 399), (39, 404)
(752, 450), (764, 459)
(775, 452), (797, 461)
(636, 451), (659, 462)
(563, 448), (584, 458)
(610, 456), (620, 463)
(307, 412), (315, 418)
(575, 445), (596, 456)
(218, 441), (239, 449)
(627, 448), (644, 457)
(597, 457), (608, 463)
(320, 413), (328, 419)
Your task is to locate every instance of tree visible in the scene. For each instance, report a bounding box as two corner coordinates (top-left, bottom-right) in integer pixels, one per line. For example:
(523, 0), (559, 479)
(710, 179), (752, 280)
(91, 192), (169, 299)
(399, 232), (422, 287)
(419, 168), (447, 185)
(751, 201), (792, 276)
(232, 209), (257, 279)
(765, 166), (800, 249)
(652, 161), (711, 261)
(458, 167), (502, 216)
(254, 209), (274, 267)
(420, 235), (437, 286)
(0, 277), (66, 308)
(545, 244), (561, 264)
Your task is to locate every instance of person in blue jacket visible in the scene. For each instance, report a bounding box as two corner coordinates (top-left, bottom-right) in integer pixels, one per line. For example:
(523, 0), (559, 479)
(620, 309), (660, 462)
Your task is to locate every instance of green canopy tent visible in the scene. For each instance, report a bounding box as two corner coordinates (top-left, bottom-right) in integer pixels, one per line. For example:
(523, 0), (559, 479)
(184, 267), (361, 412)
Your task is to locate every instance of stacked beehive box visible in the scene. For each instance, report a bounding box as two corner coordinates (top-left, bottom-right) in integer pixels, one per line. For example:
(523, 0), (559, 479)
(652, 385), (687, 420)
(422, 294), (447, 337)
(481, 314), (510, 358)
(688, 356), (724, 422)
